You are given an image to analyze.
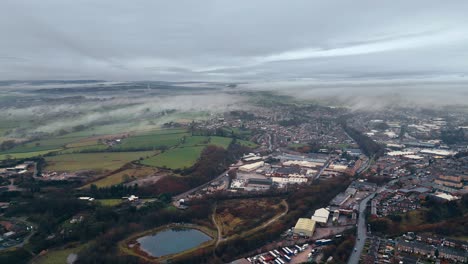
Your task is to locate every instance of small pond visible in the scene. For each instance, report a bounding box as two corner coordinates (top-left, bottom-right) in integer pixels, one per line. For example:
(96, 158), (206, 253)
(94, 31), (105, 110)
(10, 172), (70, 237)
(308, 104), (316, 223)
(137, 228), (211, 257)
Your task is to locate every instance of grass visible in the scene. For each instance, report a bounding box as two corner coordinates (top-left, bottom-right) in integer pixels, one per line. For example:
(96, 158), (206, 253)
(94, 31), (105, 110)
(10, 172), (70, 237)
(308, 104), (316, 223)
(209, 136), (233, 149)
(65, 138), (100, 148)
(141, 146), (204, 170)
(45, 151), (157, 172)
(115, 132), (188, 151)
(221, 127), (252, 138)
(0, 128), (188, 159)
(84, 167), (157, 188)
(237, 139), (258, 148)
(137, 135), (254, 170)
(34, 242), (89, 264)
(181, 136), (232, 149)
(0, 149), (62, 160)
(180, 136), (210, 147)
(57, 144), (108, 154)
(135, 128), (188, 136)
(0, 136), (85, 154)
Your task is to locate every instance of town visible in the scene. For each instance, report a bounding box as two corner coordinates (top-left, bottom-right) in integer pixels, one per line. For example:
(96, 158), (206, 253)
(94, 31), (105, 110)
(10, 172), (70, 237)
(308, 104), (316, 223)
(0, 93), (467, 264)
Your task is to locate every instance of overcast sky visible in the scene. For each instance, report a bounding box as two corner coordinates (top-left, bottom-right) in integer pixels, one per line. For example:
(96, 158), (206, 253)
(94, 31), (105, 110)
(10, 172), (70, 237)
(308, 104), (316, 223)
(1, 0), (468, 82)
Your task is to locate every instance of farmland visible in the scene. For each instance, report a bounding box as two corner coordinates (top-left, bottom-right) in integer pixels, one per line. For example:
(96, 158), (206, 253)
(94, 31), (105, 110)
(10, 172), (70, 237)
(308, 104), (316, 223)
(181, 136), (232, 148)
(138, 134), (243, 170)
(57, 144), (108, 154)
(0, 149), (62, 161)
(45, 151), (157, 172)
(1, 137), (79, 154)
(115, 130), (189, 151)
(0, 128), (188, 160)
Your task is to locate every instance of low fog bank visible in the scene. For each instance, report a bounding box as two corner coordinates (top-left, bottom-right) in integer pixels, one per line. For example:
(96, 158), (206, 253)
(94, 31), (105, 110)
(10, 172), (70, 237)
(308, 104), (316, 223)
(239, 79), (468, 111)
(1, 89), (248, 137)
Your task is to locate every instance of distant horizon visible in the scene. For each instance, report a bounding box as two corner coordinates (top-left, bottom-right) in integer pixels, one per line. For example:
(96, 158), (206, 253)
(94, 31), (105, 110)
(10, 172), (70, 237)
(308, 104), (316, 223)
(2, 1), (468, 81)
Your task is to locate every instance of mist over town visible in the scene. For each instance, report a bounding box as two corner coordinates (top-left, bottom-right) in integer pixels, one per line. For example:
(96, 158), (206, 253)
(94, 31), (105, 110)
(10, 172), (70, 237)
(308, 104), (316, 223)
(0, 1), (467, 264)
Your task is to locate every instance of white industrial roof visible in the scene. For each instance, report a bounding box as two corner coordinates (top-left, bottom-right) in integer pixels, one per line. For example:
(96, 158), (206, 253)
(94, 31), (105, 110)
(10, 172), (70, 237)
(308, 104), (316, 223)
(311, 208), (330, 223)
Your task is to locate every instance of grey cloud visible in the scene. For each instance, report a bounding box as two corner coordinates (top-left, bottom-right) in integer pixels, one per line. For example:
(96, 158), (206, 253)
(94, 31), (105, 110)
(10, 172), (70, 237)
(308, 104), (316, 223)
(1, 0), (468, 82)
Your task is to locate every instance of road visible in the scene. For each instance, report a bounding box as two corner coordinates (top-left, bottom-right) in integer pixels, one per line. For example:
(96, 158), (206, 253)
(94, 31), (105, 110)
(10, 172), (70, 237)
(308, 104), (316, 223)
(314, 158), (331, 180)
(172, 169), (230, 202)
(356, 156), (373, 175)
(267, 133), (273, 151)
(347, 193), (376, 264)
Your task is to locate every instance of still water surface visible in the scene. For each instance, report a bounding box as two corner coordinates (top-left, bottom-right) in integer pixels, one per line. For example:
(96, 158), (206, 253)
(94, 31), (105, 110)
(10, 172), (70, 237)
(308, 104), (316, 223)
(137, 228), (211, 257)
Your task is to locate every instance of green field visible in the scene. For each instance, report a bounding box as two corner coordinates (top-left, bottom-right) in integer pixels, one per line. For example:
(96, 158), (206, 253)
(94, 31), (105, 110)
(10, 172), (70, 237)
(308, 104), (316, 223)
(221, 127), (253, 139)
(237, 139), (258, 148)
(115, 131), (189, 151)
(0, 137), (76, 154)
(57, 144), (108, 154)
(208, 136), (233, 148)
(1, 123), (257, 174)
(180, 135), (210, 146)
(141, 146), (204, 170)
(0, 134), (95, 160)
(0, 128), (189, 160)
(45, 151), (157, 172)
(65, 138), (101, 148)
(135, 128), (188, 136)
(181, 136), (232, 148)
(0, 149), (62, 160)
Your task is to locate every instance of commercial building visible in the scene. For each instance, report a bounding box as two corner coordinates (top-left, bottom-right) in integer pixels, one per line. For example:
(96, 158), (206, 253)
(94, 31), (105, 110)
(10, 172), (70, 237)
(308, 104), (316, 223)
(283, 160), (324, 168)
(246, 178), (272, 190)
(293, 218), (316, 237)
(327, 163), (348, 172)
(239, 161), (265, 172)
(420, 149), (456, 156)
(271, 175), (308, 184)
(311, 208), (330, 224)
(345, 148), (362, 157)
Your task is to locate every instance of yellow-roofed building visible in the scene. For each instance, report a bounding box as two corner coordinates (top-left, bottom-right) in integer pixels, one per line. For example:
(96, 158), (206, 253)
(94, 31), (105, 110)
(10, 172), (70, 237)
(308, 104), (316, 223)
(293, 218), (316, 237)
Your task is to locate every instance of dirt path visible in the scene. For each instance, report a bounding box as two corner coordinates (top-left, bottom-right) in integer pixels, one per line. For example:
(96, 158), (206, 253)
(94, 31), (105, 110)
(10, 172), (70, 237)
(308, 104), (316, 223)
(240, 199), (289, 237)
(212, 203), (223, 248)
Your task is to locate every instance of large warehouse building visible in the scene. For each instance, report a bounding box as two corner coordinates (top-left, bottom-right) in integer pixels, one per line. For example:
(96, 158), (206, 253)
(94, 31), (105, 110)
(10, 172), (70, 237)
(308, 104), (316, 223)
(293, 218), (316, 237)
(239, 161), (265, 172)
(311, 208), (330, 224)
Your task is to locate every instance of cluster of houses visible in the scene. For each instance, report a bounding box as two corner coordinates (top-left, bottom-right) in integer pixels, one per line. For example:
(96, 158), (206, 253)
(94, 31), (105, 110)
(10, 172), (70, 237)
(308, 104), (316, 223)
(371, 188), (428, 217)
(396, 233), (467, 262)
(0, 220), (32, 249)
